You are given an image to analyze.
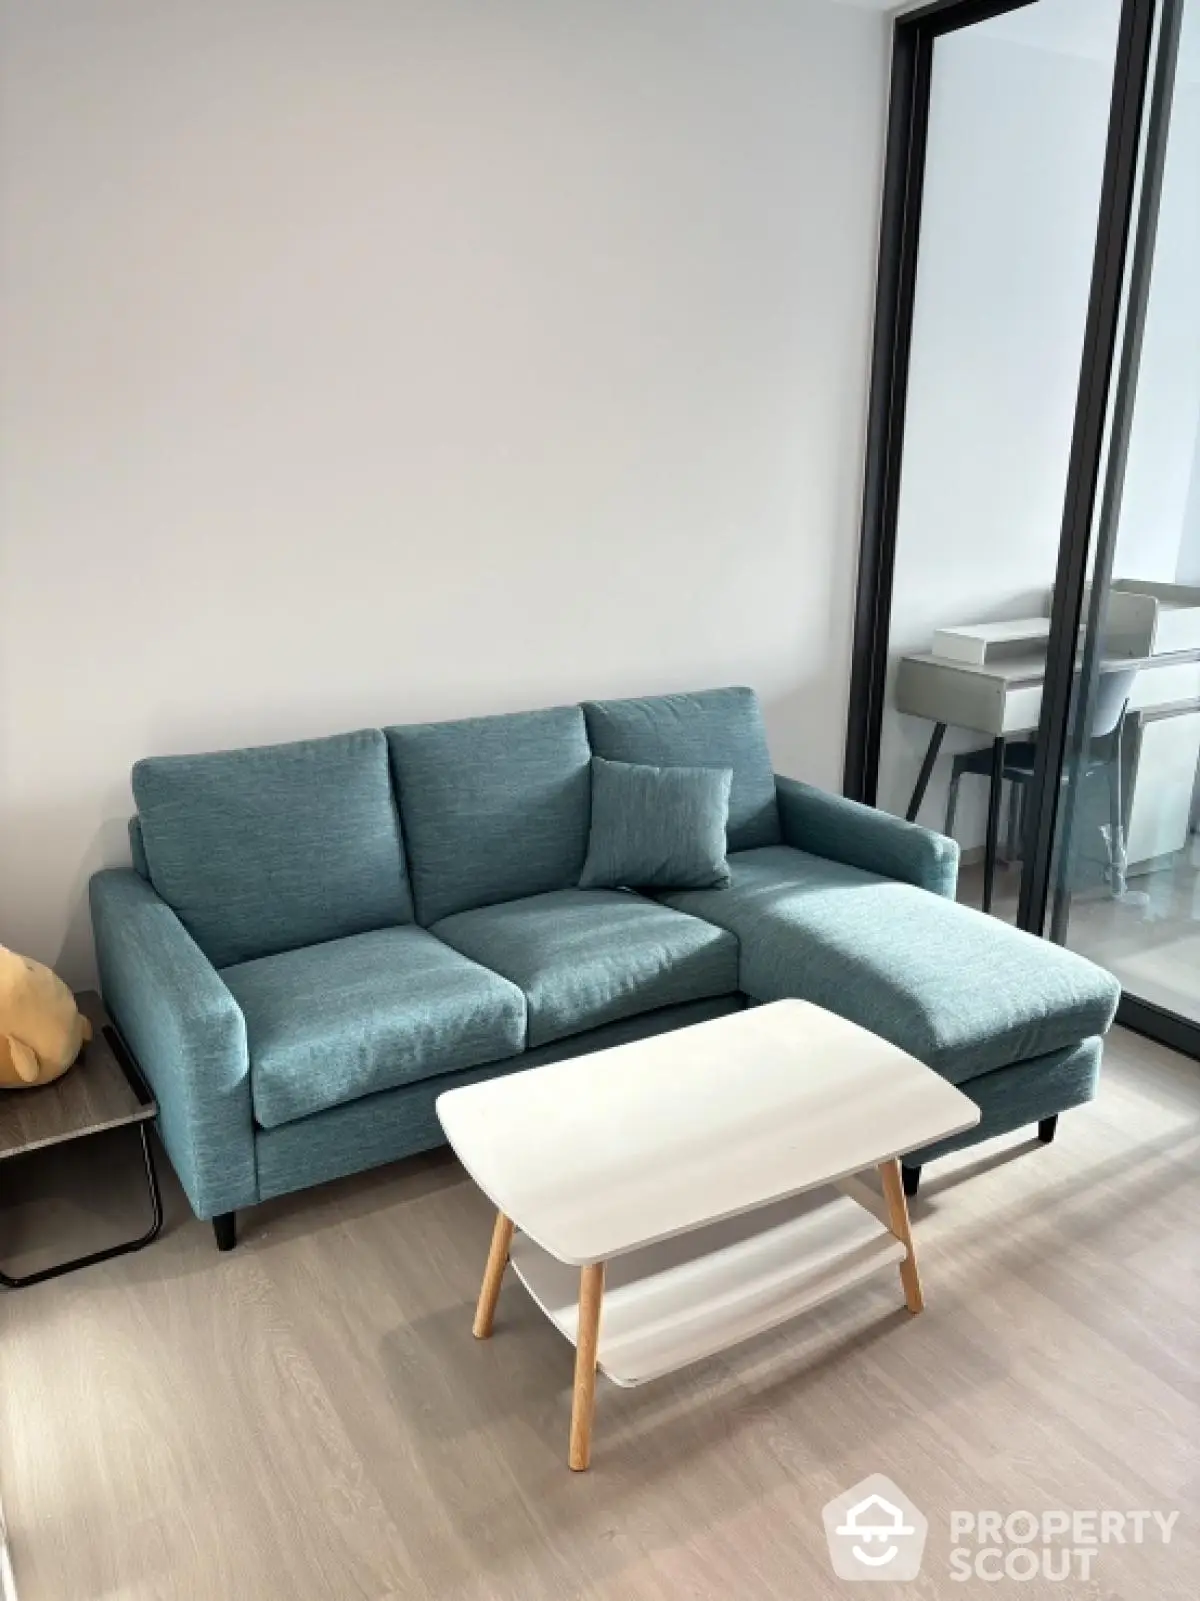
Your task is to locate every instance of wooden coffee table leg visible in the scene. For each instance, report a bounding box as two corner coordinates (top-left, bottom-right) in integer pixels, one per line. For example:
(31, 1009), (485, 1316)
(879, 1159), (924, 1314)
(473, 1211), (514, 1339)
(569, 1262), (605, 1471)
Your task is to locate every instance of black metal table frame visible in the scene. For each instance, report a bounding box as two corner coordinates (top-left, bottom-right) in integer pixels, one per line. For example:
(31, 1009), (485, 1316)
(0, 1026), (163, 1290)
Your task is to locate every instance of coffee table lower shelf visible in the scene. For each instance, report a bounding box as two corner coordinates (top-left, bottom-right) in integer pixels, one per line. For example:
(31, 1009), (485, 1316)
(508, 1184), (906, 1388)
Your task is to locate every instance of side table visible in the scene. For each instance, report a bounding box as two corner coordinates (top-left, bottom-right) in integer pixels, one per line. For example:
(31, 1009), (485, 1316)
(0, 991), (162, 1289)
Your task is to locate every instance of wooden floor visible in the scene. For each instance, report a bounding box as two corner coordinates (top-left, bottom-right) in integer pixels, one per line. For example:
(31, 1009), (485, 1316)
(1, 1027), (1197, 1600)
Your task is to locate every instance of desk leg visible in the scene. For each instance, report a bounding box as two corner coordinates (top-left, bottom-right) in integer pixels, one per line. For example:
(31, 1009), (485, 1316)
(879, 1159), (923, 1313)
(906, 723), (946, 823)
(982, 737), (1005, 915)
(569, 1262), (605, 1471)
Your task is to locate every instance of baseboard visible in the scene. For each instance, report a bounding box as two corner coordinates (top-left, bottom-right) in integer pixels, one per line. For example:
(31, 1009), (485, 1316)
(1126, 848), (1186, 878)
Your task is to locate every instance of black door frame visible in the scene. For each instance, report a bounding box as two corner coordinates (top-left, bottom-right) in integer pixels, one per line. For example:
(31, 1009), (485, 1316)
(843, 0), (1041, 808)
(1039, 0), (1186, 947)
(844, 0), (1198, 1061)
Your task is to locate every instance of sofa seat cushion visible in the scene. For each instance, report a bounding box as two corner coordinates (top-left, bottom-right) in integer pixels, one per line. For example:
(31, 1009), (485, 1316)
(432, 889), (739, 1049)
(661, 847), (1120, 1082)
(223, 927), (527, 1130)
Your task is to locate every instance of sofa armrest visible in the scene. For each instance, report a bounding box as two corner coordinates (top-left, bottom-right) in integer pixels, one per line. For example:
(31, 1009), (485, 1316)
(775, 775), (959, 899)
(89, 868), (256, 1219)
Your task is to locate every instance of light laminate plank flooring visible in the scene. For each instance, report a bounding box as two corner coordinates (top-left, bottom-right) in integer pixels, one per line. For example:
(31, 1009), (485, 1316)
(1, 1026), (1197, 1601)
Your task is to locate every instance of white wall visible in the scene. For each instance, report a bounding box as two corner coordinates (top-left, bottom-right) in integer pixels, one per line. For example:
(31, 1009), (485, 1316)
(0, 0), (889, 983)
(876, 5), (1121, 840)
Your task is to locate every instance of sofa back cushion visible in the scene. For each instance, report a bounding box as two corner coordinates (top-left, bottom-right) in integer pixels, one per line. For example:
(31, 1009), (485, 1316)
(386, 706), (592, 924)
(132, 729), (413, 968)
(128, 816), (150, 880)
(582, 686), (781, 850)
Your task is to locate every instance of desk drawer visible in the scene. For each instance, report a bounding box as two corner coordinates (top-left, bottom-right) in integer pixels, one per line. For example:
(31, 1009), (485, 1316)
(895, 658), (1008, 734)
(1003, 662), (1200, 730)
(1002, 684), (1043, 735)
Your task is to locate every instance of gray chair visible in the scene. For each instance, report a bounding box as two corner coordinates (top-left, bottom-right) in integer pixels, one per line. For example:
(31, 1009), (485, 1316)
(944, 665), (1138, 909)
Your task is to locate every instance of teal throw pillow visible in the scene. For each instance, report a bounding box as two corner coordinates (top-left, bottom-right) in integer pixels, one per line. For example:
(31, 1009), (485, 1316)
(579, 756), (732, 891)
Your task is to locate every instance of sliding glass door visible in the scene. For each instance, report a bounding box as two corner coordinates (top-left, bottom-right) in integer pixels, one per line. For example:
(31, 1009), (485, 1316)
(847, 0), (1199, 1060)
(872, 0), (1124, 927)
(1049, 0), (1200, 1037)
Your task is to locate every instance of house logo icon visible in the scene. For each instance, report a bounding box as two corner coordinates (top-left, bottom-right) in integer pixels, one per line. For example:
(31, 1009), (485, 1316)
(822, 1474), (928, 1581)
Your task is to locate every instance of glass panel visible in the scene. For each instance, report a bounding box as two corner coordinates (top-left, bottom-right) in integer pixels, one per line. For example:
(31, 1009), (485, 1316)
(1054, 0), (1200, 1025)
(877, 0), (1123, 926)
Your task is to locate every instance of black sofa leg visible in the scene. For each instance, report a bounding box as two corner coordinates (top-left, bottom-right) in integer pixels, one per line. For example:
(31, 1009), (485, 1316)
(1038, 1115), (1058, 1145)
(901, 1165), (921, 1198)
(212, 1213), (237, 1252)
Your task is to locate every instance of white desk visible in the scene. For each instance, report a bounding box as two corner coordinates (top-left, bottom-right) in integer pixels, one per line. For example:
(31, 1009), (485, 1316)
(895, 640), (1200, 904)
(897, 647), (1200, 745)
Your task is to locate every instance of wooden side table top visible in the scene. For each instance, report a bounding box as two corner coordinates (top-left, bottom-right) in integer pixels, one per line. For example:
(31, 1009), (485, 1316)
(0, 991), (155, 1162)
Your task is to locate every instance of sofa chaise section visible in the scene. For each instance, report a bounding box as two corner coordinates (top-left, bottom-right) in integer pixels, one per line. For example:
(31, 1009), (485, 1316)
(586, 688), (1121, 1193)
(661, 844), (1117, 1083)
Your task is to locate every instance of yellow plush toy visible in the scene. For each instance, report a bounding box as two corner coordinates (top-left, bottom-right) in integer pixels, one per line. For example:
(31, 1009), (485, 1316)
(0, 946), (91, 1089)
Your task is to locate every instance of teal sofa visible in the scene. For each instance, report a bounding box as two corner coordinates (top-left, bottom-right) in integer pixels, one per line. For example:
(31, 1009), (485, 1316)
(89, 687), (1120, 1249)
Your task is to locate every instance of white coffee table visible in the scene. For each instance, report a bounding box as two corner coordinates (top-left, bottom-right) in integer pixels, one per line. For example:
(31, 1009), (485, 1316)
(437, 999), (979, 1470)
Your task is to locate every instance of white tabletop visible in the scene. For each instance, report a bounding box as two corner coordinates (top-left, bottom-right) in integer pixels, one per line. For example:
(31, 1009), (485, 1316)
(437, 1000), (979, 1266)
